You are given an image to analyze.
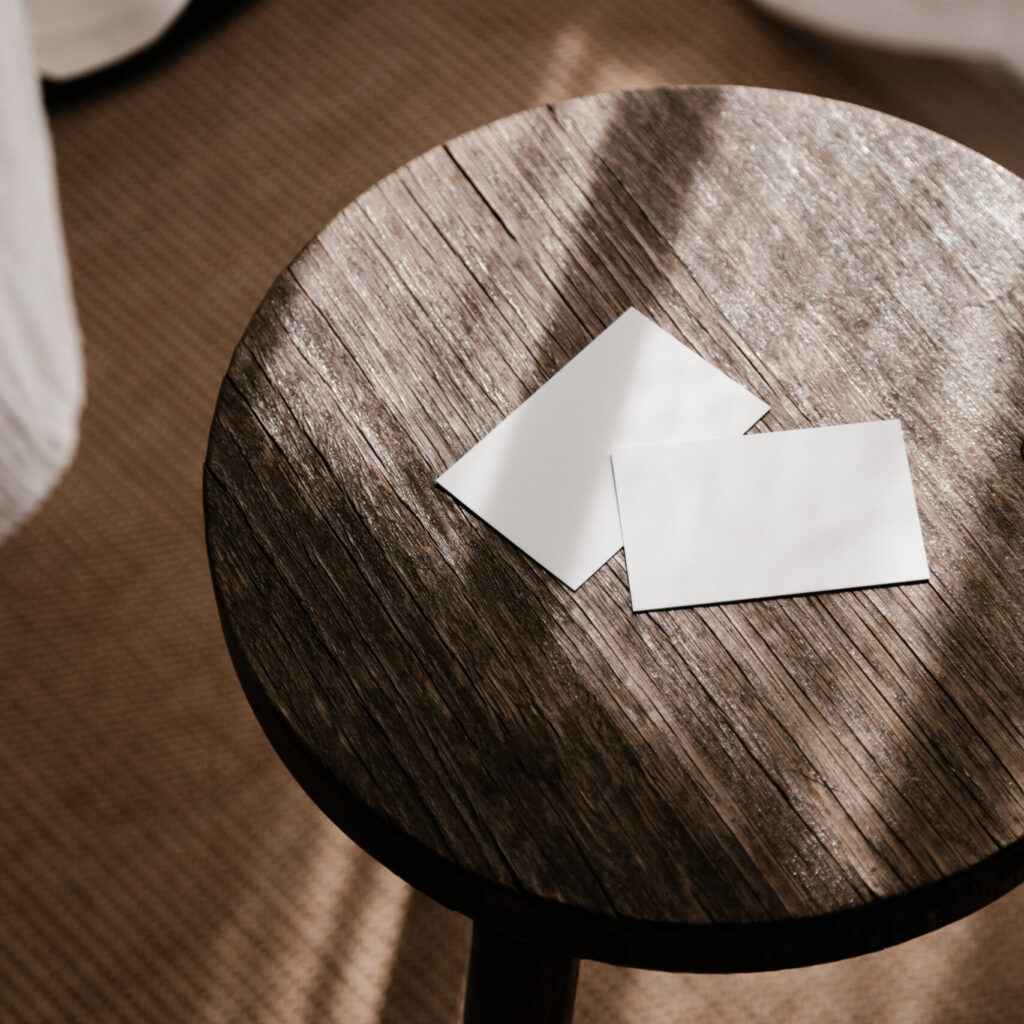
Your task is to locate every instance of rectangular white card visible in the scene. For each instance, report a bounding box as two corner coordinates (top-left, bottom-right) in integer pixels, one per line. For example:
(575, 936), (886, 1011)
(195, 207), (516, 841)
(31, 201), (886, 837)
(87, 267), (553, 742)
(612, 420), (929, 611)
(437, 308), (769, 588)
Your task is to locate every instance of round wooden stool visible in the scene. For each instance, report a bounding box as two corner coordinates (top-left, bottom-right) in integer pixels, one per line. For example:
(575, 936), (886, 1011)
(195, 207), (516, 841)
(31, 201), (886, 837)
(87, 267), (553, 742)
(204, 86), (1024, 1023)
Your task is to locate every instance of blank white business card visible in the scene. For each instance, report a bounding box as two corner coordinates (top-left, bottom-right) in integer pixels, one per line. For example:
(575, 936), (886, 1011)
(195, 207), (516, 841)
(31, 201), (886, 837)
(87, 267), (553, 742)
(611, 420), (929, 611)
(437, 308), (769, 589)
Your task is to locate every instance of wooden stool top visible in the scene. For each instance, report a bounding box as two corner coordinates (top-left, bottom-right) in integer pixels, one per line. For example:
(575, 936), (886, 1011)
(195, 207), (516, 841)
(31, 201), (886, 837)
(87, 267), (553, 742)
(204, 85), (1024, 972)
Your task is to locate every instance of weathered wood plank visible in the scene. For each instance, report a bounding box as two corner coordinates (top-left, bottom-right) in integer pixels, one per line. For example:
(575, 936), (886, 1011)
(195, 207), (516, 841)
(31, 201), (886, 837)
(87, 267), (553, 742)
(204, 86), (1024, 970)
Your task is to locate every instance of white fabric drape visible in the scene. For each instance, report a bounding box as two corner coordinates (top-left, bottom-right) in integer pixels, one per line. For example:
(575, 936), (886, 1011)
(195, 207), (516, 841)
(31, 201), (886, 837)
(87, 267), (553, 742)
(753, 0), (1024, 77)
(27, 0), (190, 81)
(1, 0), (188, 542)
(0, 0), (84, 541)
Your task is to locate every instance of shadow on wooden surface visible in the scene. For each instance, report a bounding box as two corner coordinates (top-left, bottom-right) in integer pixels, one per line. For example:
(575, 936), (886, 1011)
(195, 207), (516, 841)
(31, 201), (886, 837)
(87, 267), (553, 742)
(208, 80), (1024, 973)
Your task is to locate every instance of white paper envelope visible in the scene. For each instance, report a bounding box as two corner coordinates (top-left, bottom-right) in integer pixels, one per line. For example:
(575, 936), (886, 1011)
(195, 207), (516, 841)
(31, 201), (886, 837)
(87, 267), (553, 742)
(437, 308), (769, 588)
(612, 419), (929, 611)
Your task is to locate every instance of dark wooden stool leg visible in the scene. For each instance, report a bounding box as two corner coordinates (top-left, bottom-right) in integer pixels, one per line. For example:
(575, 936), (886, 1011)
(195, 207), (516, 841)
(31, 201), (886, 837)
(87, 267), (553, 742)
(463, 923), (579, 1024)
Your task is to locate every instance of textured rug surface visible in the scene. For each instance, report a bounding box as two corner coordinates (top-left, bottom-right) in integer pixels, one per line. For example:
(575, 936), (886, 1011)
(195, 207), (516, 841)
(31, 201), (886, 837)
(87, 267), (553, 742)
(4, 1), (1024, 1021)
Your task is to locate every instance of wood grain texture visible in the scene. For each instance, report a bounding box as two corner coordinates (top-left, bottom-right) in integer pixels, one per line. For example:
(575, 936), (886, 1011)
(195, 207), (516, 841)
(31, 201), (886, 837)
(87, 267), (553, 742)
(204, 86), (1024, 971)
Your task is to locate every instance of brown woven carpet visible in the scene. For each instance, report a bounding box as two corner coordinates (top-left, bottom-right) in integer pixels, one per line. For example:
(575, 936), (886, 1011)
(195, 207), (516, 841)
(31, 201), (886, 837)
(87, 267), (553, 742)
(4, 0), (1024, 1020)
